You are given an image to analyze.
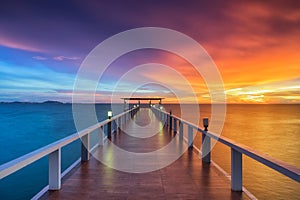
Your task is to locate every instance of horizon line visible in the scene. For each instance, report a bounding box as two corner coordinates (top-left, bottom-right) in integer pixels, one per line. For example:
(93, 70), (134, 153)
(1, 100), (299, 105)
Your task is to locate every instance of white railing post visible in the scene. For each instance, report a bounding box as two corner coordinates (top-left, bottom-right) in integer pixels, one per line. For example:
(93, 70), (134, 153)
(202, 118), (211, 163)
(169, 110), (172, 130)
(49, 149), (61, 190)
(113, 120), (117, 133)
(81, 133), (90, 161)
(121, 115), (124, 129)
(179, 121), (183, 140)
(118, 117), (121, 133)
(99, 126), (104, 145)
(165, 113), (168, 126)
(174, 118), (177, 133)
(107, 122), (112, 139)
(188, 125), (193, 147)
(202, 134), (211, 163)
(231, 148), (243, 191)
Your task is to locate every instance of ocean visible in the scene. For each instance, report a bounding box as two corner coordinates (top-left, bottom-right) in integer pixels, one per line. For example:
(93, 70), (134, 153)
(0, 103), (299, 199)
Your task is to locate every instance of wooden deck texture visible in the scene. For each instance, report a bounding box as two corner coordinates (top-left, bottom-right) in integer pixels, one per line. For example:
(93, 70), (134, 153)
(41, 108), (249, 200)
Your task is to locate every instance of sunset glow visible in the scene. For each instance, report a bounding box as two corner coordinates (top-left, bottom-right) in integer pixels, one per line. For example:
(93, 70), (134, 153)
(0, 1), (299, 103)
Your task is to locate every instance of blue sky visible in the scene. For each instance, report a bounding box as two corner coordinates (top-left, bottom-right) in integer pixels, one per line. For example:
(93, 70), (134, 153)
(1, 0), (299, 103)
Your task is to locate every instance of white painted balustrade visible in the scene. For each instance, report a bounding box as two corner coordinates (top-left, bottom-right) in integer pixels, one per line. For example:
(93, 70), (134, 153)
(151, 106), (300, 192)
(0, 107), (139, 190)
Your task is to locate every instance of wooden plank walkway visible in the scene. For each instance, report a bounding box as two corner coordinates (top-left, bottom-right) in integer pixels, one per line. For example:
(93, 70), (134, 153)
(41, 108), (249, 200)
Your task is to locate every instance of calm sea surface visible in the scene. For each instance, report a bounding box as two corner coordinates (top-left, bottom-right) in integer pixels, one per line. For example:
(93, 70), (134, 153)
(0, 103), (299, 199)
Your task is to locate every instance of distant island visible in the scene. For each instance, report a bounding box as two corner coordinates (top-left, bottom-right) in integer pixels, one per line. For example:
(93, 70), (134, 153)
(0, 100), (66, 104)
(42, 100), (65, 104)
(0, 101), (115, 104)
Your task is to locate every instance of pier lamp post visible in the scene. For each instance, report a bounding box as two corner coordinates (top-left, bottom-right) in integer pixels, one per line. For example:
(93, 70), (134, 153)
(202, 118), (211, 163)
(203, 118), (209, 131)
(107, 111), (113, 139)
(108, 111), (113, 119)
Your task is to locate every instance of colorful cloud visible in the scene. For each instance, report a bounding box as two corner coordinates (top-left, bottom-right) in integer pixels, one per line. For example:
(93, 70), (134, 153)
(0, 1), (299, 103)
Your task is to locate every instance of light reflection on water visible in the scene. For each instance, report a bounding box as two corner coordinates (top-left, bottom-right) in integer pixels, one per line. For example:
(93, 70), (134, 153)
(163, 104), (300, 200)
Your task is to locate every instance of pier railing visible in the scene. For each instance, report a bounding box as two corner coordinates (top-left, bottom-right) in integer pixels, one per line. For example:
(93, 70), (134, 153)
(151, 106), (300, 191)
(1, 105), (299, 197)
(0, 106), (139, 191)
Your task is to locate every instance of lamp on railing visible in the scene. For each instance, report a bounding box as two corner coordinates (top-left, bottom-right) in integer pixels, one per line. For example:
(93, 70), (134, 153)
(203, 118), (209, 131)
(108, 111), (113, 119)
(107, 111), (113, 139)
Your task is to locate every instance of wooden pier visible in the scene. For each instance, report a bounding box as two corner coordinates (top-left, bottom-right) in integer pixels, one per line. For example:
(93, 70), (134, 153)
(41, 108), (249, 199)
(1, 104), (299, 199)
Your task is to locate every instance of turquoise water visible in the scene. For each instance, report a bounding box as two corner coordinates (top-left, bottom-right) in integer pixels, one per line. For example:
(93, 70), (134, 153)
(0, 104), (299, 199)
(0, 103), (122, 199)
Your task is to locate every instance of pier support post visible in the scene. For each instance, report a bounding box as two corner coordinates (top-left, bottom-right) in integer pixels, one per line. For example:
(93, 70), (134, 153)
(231, 148), (243, 191)
(188, 125), (193, 148)
(81, 133), (90, 161)
(49, 149), (61, 190)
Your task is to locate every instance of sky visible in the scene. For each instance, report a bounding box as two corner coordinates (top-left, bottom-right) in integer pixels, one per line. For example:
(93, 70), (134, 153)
(0, 0), (299, 103)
